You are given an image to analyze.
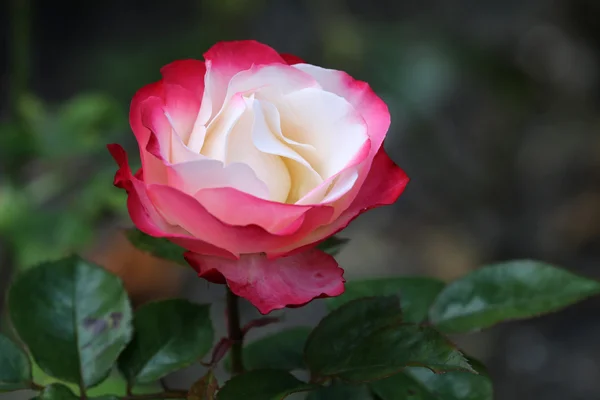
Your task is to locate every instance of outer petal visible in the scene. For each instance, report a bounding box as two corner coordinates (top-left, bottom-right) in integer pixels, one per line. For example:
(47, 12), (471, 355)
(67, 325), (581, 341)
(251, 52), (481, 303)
(293, 64), (393, 221)
(130, 81), (164, 147)
(203, 40), (286, 118)
(109, 143), (174, 234)
(146, 184), (334, 256)
(162, 82), (201, 144)
(107, 143), (236, 259)
(194, 187), (313, 234)
(185, 249), (345, 314)
(203, 40), (285, 75)
(160, 59), (206, 99)
(129, 82), (170, 184)
(141, 96), (205, 166)
(280, 53), (305, 65)
(269, 147), (409, 257)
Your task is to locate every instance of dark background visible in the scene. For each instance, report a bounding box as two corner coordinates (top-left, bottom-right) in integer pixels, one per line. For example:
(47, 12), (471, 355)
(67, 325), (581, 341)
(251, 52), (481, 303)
(1, 0), (600, 399)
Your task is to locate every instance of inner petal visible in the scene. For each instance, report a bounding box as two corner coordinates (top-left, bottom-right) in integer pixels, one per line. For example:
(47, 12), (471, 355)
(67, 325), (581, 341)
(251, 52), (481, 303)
(252, 99), (323, 203)
(278, 88), (369, 180)
(225, 64), (320, 104)
(224, 95), (292, 202)
(200, 94), (247, 161)
(168, 158), (269, 200)
(186, 60), (216, 152)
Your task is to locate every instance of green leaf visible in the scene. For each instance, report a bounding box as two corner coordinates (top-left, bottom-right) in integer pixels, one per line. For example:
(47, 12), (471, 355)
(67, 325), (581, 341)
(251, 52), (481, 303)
(305, 297), (474, 383)
(307, 382), (373, 399)
(370, 367), (493, 400)
(31, 359), (161, 396)
(370, 372), (434, 400)
(326, 277), (445, 323)
(231, 327), (311, 371)
(429, 260), (600, 333)
(188, 370), (218, 400)
(118, 299), (214, 384)
(33, 383), (78, 400)
(32, 383), (120, 400)
(125, 228), (186, 265)
(317, 237), (350, 256)
(31, 360), (161, 397)
(9, 256), (133, 388)
(217, 369), (315, 400)
(0, 333), (31, 392)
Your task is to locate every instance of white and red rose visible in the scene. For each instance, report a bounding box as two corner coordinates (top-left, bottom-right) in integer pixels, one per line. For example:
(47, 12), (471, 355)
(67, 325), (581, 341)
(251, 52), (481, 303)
(109, 40), (408, 313)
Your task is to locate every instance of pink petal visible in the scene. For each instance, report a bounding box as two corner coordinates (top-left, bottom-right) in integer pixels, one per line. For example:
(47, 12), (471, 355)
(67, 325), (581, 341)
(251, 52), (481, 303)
(162, 83), (201, 144)
(141, 96), (203, 165)
(146, 184), (334, 256)
(292, 65), (394, 221)
(348, 147), (410, 211)
(129, 83), (170, 184)
(194, 187), (313, 234)
(280, 53), (305, 65)
(131, 82), (201, 184)
(160, 59), (206, 99)
(203, 40), (285, 73)
(203, 40), (286, 118)
(160, 60), (210, 152)
(270, 147), (409, 257)
(107, 143), (236, 259)
(130, 81), (164, 147)
(185, 249), (345, 314)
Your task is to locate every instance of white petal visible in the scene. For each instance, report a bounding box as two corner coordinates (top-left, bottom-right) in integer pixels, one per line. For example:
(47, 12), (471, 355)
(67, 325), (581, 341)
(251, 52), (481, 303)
(187, 60), (216, 152)
(169, 157), (269, 199)
(279, 88), (369, 180)
(226, 64), (319, 103)
(201, 94), (247, 161)
(261, 99), (316, 158)
(225, 96), (291, 203)
(321, 168), (359, 203)
(252, 99), (323, 202)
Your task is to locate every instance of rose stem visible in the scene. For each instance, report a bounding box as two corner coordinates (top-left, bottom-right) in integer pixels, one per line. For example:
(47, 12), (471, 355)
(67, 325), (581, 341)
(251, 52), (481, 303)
(226, 287), (244, 375)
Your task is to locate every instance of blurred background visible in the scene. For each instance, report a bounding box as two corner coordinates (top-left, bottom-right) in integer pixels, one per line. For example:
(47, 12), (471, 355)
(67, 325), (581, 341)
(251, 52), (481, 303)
(1, 0), (600, 399)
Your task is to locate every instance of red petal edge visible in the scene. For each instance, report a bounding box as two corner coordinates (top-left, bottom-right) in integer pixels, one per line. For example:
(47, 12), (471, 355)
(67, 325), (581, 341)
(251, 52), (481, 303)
(280, 53), (305, 65)
(185, 249), (345, 314)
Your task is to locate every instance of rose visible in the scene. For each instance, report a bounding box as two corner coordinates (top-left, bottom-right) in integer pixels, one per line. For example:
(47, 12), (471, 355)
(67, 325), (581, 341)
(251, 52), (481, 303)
(109, 40), (408, 314)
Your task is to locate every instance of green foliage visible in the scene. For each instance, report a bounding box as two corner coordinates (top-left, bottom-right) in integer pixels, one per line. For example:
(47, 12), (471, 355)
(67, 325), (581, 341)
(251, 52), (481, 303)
(31, 94), (125, 159)
(31, 361), (162, 397)
(429, 260), (600, 333)
(33, 383), (79, 400)
(2, 250), (599, 398)
(8, 256), (132, 388)
(306, 382), (373, 399)
(228, 327), (311, 372)
(370, 368), (493, 400)
(1, 93), (127, 270)
(32, 383), (120, 400)
(125, 229), (187, 265)
(326, 277), (445, 323)
(118, 299), (214, 384)
(0, 333), (31, 392)
(217, 370), (315, 400)
(305, 296), (474, 383)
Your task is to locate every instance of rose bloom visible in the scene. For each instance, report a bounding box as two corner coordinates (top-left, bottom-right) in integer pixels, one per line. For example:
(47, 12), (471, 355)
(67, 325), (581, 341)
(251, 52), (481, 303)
(109, 40), (408, 314)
